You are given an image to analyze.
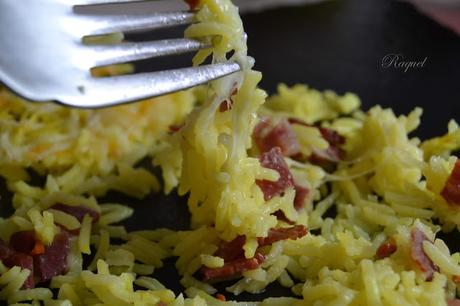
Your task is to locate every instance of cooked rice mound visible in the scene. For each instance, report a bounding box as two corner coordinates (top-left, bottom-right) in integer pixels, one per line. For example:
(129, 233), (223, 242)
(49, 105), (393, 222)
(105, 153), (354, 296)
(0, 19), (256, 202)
(2, 0), (460, 305)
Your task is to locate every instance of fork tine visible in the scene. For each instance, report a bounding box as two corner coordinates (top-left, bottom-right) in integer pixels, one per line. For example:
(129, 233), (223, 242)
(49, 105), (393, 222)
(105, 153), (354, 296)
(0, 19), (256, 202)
(61, 62), (241, 108)
(87, 38), (209, 67)
(78, 12), (194, 36)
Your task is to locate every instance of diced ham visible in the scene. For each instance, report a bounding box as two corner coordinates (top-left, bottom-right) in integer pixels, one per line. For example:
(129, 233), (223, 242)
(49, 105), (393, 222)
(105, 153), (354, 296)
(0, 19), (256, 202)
(410, 228), (439, 281)
(34, 230), (71, 282)
(288, 117), (345, 165)
(441, 160), (460, 206)
(214, 225), (307, 262)
(318, 127), (345, 147)
(51, 203), (100, 223)
(256, 147), (294, 201)
(1, 230), (72, 288)
(253, 117), (270, 139)
(215, 235), (246, 262)
(201, 252), (265, 281)
(448, 299), (460, 306)
(204, 226), (307, 282)
(185, 0), (200, 10)
(169, 123), (185, 133)
(294, 184), (309, 210)
(287, 118), (345, 146)
(3, 252), (35, 289)
(1, 238), (34, 288)
(9, 230), (37, 254)
(253, 118), (301, 157)
(286, 118), (307, 127)
(453, 275), (460, 284)
(253, 120), (311, 209)
(219, 100), (232, 112)
(56, 226), (80, 237)
(257, 225), (308, 246)
(219, 86), (238, 112)
(315, 125), (345, 161)
(272, 210), (295, 225)
(216, 224), (308, 254)
(310, 145), (345, 165)
(376, 237), (397, 259)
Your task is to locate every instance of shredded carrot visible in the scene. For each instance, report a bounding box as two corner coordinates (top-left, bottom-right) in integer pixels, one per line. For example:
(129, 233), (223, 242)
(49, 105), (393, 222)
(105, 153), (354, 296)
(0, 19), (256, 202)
(216, 293), (226, 301)
(453, 275), (460, 284)
(30, 240), (45, 256)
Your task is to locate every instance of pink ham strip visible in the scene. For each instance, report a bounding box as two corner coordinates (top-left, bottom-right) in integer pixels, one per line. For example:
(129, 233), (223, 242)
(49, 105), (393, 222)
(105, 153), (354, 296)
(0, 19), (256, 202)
(256, 147), (295, 201)
(410, 227), (439, 281)
(253, 118), (301, 157)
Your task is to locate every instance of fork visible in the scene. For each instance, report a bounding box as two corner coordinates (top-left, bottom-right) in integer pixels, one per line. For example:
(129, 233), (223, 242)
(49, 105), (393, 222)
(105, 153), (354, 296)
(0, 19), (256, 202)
(0, 0), (241, 108)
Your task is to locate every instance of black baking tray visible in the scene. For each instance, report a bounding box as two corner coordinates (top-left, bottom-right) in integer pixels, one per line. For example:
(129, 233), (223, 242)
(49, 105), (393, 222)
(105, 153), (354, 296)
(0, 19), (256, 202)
(1, 0), (460, 302)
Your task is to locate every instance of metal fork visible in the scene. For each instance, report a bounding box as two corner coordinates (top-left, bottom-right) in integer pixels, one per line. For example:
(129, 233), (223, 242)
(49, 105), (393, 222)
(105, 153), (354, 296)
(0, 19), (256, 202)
(0, 0), (241, 108)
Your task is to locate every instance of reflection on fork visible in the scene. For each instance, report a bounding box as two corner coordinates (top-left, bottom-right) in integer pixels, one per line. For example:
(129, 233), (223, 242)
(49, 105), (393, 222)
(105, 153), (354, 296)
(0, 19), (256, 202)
(0, 0), (240, 108)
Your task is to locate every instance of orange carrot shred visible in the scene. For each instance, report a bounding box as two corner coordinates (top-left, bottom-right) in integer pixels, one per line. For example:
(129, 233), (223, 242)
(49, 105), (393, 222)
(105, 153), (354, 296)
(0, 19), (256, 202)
(216, 293), (226, 301)
(30, 240), (45, 256)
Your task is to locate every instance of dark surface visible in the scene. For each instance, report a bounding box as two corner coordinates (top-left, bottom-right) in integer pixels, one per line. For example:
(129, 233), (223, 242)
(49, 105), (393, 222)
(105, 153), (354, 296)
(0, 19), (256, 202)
(1, 0), (460, 302)
(244, 0), (460, 139)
